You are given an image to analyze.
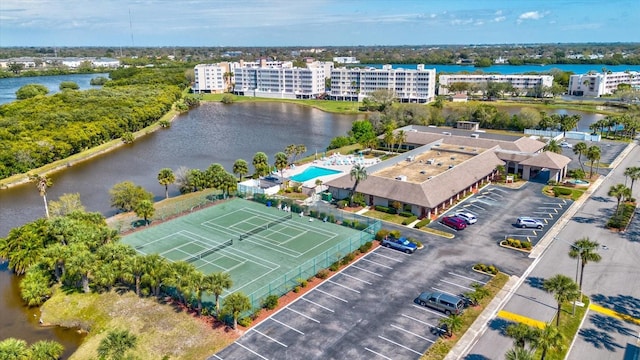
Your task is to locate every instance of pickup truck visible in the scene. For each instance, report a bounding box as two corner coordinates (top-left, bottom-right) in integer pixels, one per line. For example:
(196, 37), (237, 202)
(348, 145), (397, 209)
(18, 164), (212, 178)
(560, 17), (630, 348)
(381, 236), (418, 254)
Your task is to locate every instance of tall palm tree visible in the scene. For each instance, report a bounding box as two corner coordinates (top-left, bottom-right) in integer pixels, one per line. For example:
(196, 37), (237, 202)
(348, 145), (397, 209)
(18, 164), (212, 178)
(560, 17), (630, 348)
(504, 346), (535, 360)
(167, 261), (197, 307)
(568, 237), (602, 291)
(573, 142), (587, 173)
(97, 329), (137, 360)
(349, 164), (368, 207)
(532, 325), (565, 360)
(505, 322), (537, 348)
(221, 292), (252, 330)
(294, 144), (307, 163)
(542, 274), (580, 326)
(383, 128), (395, 152)
(232, 159), (249, 182)
(394, 130), (407, 153)
(121, 254), (147, 296)
(65, 243), (96, 293)
(543, 139), (562, 154)
(29, 174), (53, 218)
(252, 152), (269, 177)
(29, 340), (65, 360)
(624, 166), (640, 195)
(157, 168), (175, 199)
(586, 145), (601, 178)
(438, 314), (463, 338)
(274, 152), (288, 182)
(142, 254), (170, 297)
(608, 183), (631, 215)
(209, 272), (233, 317)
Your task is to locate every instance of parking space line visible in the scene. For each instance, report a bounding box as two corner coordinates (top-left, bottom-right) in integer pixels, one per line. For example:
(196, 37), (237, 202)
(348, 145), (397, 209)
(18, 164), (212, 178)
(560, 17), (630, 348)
(492, 188), (508, 193)
(538, 207), (558, 213)
(440, 279), (474, 291)
(314, 288), (348, 303)
(412, 304), (446, 317)
(543, 202), (562, 206)
(253, 329), (288, 347)
(448, 272), (487, 284)
(302, 298), (334, 313)
(390, 324), (434, 343)
(370, 251), (405, 262)
(469, 203), (486, 211)
(351, 264), (383, 277)
(431, 286), (459, 297)
(327, 279), (361, 293)
(378, 335), (422, 355)
(360, 258), (393, 269)
(234, 341), (269, 359)
(401, 313), (437, 328)
(364, 347), (393, 360)
(340, 272), (374, 284)
(271, 318), (304, 335)
(286, 307), (320, 323)
(209, 354), (223, 360)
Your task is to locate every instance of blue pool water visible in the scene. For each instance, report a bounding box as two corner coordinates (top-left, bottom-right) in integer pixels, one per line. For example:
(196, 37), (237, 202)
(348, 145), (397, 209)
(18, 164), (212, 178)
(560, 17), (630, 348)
(289, 166), (342, 182)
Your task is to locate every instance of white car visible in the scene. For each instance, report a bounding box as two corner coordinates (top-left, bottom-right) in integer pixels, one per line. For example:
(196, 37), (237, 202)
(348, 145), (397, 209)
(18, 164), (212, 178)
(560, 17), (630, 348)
(560, 141), (573, 148)
(455, 212), (477, 225)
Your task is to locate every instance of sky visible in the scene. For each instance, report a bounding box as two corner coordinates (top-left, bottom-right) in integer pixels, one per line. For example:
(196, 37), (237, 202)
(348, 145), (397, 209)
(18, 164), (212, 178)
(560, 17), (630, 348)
(1, 0), (639, 47)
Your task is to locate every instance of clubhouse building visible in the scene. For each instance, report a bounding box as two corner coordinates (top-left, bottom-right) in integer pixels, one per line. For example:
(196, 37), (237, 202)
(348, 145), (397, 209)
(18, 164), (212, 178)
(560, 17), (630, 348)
(324, 126), (571, 219)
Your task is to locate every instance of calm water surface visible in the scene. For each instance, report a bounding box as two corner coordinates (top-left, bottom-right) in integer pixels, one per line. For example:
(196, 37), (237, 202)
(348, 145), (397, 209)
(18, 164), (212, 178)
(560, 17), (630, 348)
(0, 73), (107, 104)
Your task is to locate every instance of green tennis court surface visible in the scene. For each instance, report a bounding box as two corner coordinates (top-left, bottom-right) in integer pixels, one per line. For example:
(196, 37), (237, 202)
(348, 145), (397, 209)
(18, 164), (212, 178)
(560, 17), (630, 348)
(121, 198), (369, 303)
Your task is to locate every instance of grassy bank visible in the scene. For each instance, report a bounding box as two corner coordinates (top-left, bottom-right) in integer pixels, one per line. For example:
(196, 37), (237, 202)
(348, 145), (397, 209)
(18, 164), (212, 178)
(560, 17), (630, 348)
(201, 93), (362, 114)
(40, 289), (235, 360)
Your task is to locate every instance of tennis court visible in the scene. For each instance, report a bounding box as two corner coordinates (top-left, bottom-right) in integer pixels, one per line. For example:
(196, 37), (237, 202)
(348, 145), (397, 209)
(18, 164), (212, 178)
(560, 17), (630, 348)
(121, 198), (370, 301)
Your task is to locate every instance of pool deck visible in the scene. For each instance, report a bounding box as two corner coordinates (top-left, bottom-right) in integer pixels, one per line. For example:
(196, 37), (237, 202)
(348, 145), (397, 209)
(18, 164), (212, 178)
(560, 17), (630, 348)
(285, 154), (380, 187)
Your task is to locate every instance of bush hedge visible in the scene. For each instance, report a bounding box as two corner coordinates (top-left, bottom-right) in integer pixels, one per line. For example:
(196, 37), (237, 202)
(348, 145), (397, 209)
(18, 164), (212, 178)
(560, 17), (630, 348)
(553, 186), (573, 197)
(399, 211), (414, 217)
(473, 263), (499, 275)
(503, 238), (532, 250)
(402, 216), (418, 225)
(414, 218), (431, 228)
(607, 203), (636, 229)
(375, 205), (397, 214)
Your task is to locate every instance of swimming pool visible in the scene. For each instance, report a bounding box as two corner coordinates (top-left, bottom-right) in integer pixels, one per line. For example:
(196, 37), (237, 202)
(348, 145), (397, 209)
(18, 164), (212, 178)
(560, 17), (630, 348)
(289, 166), (342, 182)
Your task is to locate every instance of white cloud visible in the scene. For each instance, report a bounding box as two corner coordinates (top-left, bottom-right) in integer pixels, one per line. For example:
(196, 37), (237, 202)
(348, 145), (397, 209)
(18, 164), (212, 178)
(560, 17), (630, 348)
(493, 16), (506, 22)
(517, 11), (545, 24)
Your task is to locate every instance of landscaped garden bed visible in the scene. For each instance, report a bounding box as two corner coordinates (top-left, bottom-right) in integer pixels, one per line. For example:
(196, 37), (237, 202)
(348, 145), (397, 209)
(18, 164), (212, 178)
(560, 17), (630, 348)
(499, 238), (533, 252)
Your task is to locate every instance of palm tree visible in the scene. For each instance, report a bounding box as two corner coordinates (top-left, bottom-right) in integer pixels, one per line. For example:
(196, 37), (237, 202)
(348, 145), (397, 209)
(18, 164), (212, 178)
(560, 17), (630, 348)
(542, 274), (580, 326)
(142, 254), (170, 297)
(29, 340), (65, 360)
(349, 164), (368, 207)
(294, 144), (307, 163)
(624, 166), (640, 195)
(221, 292), (252, 330)
(504, 346), (535, 360)
(65, 244), (96, 293)
(252, 152), (269, 177)
(586, 145), (601, 178)
(532, 325), (566, 360)
(505, 322), (537, 348)
(232, 159), (249, 182)
(209, 272), (233, 317)
(568, 237), (602, 291)
(122, 254), (147, 296)
(438, 314), (463, 338)
(383, 128), (395, 152)
(97, 329), (137, 360)
(274, 152), (288, 182)
(167, 261), (197, 307)
(41, 243), (71, 283)
(134, 199), (155, 226)
(543, 139), (562, 154)
(157, 168), (175, 199)
(573, 142), (587, 173)
(394, 129), (407, 153)
(608, 183), (631, 215)
(29, 174), (53, 218)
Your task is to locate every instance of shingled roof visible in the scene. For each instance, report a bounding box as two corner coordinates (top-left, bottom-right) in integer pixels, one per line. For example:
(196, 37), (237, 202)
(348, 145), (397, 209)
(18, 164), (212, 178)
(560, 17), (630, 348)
(402, 131), (546, 153)
(519, 151), (572, 169)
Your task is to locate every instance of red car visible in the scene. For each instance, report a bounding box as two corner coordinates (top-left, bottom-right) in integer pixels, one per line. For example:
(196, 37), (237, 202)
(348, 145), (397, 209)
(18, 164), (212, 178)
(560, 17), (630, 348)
(441, 216), (467, 230)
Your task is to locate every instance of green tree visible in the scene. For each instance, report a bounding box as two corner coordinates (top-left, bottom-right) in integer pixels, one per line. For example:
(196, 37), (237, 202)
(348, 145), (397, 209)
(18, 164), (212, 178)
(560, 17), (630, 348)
(532, 325), (565, 360)
(121, 254), (147, 296)
(134, 199), (155, 225)
(121, 132), (134, 144)
(543, 139), (562, 154)
(623, 166), (640, 195)
(294, 144), (307, 163)
(573, 142), (588, 173)
(252, 152), (269, 177)
(586, 145), (601, 178)
(48, 193), (85, 217)
(157, 168), (175, 199)
(209, 271), (233, 317)
(109, 181), (154, 212)
(16, 84), (49, 99)
(8, 62), (25, 74)
(504, 346), (535, 360)
(166, 261), (198, 306)
(568, 237), (602, 291)
(463, 282), (491, 306)
(189, 272), (214, 316)
(608, 183), (631, 215)
(232, 159), (249, 182)
(543, 274), (580, 326)
(97, 329), (138, 360)
(284, 144), (297, 165)
(142, 254), (170, 297)
(438, 314), (463, 338)
(20, 266), (53, 307)
(29, 340), (65, 360)
(505, 322), (537, 348)
(221, 292), (252, 330)
(274, 152), (288, 181)
(59, 81), (80, 90)
(65, 244), (96, 293)
(349, 164), (368, 207)
(475, 57), (493, 67)
(0, 338), (29, 360)
(394, 129), (407, 152)
(29, 174), (52, 218)
(559, 114), (580, 136)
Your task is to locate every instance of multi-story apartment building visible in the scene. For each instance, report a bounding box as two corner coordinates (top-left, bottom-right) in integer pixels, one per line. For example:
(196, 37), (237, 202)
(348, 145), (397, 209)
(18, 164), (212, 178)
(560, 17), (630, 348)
(330, 64), (436, 103)
(568, 71), (640, 97)
(193, 63), (228, 93)
(438, 74), (554, 96)
(233, 63), (326, 99)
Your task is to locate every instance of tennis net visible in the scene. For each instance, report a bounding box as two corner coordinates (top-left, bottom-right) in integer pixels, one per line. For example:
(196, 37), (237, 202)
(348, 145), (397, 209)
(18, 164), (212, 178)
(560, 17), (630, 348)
(185, 239), (233, 263)
(238, 212), (293, 241)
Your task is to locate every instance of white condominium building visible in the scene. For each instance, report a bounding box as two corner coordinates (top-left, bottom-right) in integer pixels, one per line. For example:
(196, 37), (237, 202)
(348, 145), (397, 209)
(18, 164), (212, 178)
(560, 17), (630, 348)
(330, 64), (436, 103)
(438, 74), (553, 96)
(568, 71), (640, 97)
(233, 65), (326, 99)
(193, 63), (228, 93)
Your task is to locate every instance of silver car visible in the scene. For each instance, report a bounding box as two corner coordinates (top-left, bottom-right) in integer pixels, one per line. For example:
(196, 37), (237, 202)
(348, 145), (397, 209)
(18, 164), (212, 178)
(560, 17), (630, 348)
(516, 217), (543, 229)
(455, 212), (477, 225)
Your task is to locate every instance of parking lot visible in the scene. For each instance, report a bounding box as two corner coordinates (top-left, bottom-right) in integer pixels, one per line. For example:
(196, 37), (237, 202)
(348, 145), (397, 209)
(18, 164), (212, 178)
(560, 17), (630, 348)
(557, 138), (627, 176)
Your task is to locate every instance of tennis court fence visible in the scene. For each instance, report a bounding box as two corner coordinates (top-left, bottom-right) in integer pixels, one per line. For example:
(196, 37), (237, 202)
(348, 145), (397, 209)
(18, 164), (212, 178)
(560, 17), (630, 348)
(185, 239), (233, 263)
(238, 212), (293, 241)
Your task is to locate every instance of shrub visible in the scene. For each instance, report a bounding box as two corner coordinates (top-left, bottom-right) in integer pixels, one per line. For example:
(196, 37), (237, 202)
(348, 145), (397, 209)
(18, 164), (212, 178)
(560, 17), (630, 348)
(408, 238), (422, 248)
(487, 265), (498, 275)
(568, 168), (586, 179)
(342, 219), (352, 228)
(376, 229), (390, 241)
(553, 187), (573, 196)
(342, 252), (356, 264)
(297, 278), (308, 288)
(521, 241), (532, 250)
(402, 216), (418, 225)
(262, 295), (279, 310)
(238, 317), (252, 327)
(221, 94), (234, 104)
(337, 200), (348, 209)
(375, 205), (396, 214)
(389, 230), (401, 239)
(316, 269), (329, 279)
(399, 211), (414, 217)
(329, 262), (340, 271)
(293, 286), (301, 293)
(359, 241), (373, 253)
(474, 263), (488, 272)
(414, 218), (431, 228)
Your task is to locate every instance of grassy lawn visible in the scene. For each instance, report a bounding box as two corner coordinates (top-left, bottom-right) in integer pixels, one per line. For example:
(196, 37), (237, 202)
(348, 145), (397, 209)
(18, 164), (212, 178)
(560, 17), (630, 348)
(40, 289), (235, 360)
(421, 273), (510, 360)
(537, 295), (590, 360)
(542, 185), (586, 201)
(363, 209), (407, 225)
(201, 93), (362, 114)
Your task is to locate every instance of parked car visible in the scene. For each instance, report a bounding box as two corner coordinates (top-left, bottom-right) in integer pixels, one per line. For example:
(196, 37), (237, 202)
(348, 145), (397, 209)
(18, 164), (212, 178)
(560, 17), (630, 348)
(417, 291), (466, 315)
(455, 212), (477, 225)
(516, 217), (544, 229)
(440, 216), (467, 230)
(381, 236), (418, 254)
(560, 141), (573, 148)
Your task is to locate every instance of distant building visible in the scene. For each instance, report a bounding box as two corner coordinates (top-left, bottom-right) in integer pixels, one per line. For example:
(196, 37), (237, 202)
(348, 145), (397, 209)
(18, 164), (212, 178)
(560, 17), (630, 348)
(0, 57), (120, 69)
(438, 74), (553, 96)
(329, 64), (436, 103)
(333, 56), (360, 64)
(568, 71), (640, 97)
